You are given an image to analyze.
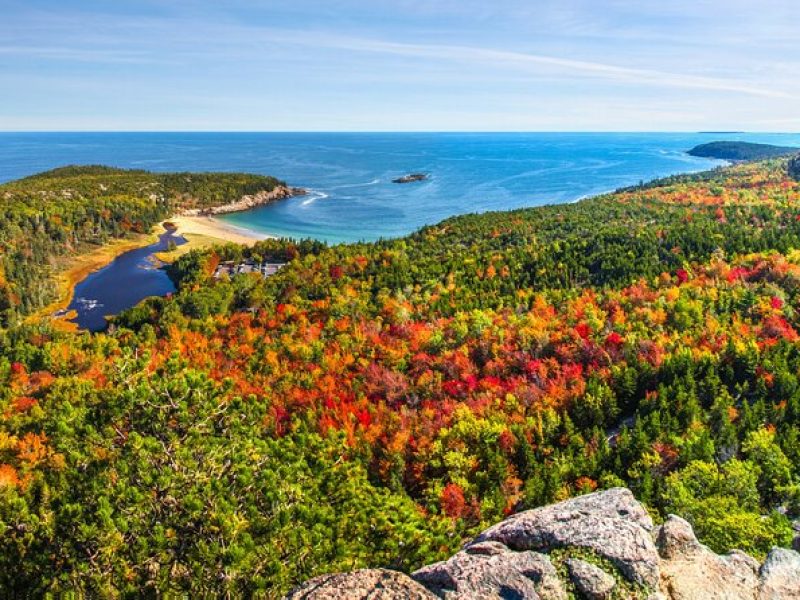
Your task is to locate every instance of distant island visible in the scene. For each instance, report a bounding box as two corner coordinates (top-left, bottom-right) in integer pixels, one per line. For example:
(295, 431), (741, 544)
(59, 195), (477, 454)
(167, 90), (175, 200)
(392, 173), (429, 184)
(688, 140), (799, 161)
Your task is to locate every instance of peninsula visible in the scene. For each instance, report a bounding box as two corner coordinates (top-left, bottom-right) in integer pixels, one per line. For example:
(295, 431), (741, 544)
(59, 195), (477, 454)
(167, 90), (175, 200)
(688, 140), (799, 161)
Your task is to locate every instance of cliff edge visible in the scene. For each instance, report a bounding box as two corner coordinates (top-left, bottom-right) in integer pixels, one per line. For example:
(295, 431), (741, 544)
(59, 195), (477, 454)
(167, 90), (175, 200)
(285, 488), (800, 599)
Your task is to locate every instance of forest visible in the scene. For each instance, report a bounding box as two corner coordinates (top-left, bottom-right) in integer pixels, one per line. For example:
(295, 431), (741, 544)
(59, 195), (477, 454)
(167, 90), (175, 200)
(1, 157), (800, 597)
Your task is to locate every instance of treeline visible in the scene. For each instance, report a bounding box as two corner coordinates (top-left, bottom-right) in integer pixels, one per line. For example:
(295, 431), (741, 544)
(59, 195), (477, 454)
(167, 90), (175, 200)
(0, 158), (800, 596)
(0, 165), (282, 325)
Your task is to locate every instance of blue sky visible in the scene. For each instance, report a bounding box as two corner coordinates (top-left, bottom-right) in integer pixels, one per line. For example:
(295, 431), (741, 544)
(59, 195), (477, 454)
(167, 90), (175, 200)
(1, 0), (797, 131)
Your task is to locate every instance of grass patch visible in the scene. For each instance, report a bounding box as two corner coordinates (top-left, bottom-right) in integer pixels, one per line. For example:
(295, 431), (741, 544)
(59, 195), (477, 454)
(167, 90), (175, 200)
(548, 547), (651, 600)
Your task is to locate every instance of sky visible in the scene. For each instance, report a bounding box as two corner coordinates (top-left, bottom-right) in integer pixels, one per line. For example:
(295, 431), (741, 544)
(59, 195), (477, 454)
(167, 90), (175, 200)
(0, 0), (798, 131)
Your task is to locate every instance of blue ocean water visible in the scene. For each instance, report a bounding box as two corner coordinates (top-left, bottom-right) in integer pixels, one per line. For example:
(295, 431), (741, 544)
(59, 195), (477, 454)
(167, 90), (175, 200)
(1, 132), (799, 244)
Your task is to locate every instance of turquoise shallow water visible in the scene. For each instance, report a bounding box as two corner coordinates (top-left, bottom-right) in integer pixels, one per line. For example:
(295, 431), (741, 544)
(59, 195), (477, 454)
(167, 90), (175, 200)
(1, 132), (800, 244)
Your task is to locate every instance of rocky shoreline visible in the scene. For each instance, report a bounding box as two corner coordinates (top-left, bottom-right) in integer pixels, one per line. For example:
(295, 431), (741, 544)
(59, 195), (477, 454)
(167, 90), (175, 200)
(181, 184), (306, 217)
(285, 488), (800, 599)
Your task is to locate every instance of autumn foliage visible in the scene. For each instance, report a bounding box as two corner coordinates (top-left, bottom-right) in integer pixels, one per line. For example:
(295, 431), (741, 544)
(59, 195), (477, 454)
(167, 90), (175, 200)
(1, 158), (800, 596)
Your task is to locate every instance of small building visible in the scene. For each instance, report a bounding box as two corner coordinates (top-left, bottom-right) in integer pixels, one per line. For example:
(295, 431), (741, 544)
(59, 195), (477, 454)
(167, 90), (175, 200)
(213, 260), (286, 280)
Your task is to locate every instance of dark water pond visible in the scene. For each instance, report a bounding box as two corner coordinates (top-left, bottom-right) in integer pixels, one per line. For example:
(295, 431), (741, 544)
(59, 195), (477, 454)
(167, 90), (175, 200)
(67, 229), (186, 331)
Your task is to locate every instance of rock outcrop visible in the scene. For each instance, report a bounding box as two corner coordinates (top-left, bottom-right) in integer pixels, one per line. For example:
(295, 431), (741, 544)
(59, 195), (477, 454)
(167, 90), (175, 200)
(284, 488), (800, 600)
(182, 185), (306, 216)
(758, 548), (800, 599)
(566, 558), (617, 599)
(470, 487), (659, 588)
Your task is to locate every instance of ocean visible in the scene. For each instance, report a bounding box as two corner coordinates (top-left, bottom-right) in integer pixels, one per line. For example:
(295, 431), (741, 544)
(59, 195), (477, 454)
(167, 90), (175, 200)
(2, 132), (800, 244)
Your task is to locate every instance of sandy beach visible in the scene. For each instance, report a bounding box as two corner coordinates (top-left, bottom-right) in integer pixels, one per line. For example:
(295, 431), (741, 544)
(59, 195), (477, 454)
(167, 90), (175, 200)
(165, 215), (271, 246)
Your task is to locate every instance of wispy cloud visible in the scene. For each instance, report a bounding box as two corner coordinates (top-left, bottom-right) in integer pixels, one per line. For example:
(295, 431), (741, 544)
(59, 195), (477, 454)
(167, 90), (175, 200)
(0, 45), (165, 64)
(1, 5), (792, 100)
(264, 32), (792, 100)
(0, 0), (797, 130)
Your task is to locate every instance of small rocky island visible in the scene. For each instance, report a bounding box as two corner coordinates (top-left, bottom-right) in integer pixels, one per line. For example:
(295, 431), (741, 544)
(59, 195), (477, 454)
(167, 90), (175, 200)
(688, 141), (799, 161)
(392, 173), (429, 184)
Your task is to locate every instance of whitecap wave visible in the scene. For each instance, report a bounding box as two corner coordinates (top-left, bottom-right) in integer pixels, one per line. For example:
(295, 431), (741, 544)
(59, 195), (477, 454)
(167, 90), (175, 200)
(75, 297), (103, 311)
(301, 190), (330, 206)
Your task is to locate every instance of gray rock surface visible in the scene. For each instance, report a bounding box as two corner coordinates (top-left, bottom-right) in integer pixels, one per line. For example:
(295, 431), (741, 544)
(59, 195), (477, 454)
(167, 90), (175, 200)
(565, 558), (616, 599)
(412, 540), (566, 599)
(758, 547), (800, 600)
(284, 568), (437, 600)
(471, 487), (660, 588)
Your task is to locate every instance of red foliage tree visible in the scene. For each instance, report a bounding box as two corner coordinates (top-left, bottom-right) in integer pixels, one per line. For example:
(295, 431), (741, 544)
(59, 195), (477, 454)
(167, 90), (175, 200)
(440, 482), (467, 519)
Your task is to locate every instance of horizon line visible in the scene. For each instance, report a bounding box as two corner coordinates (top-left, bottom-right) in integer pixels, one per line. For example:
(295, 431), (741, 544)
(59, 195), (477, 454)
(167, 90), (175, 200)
(0, 130), (798, 135)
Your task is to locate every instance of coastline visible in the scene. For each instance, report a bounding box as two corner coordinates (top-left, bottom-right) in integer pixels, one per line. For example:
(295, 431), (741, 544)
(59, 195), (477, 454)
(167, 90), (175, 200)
(37, 213), (271, 330)
(154, 182), (303, 254)
(37, 186), (293, 327)
(35, 151), (746, 330)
